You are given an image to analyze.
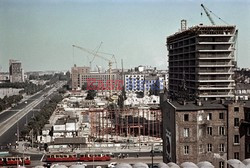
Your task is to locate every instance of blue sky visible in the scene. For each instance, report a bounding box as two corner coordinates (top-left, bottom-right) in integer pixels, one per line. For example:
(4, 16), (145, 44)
(0, 0), (249, 71)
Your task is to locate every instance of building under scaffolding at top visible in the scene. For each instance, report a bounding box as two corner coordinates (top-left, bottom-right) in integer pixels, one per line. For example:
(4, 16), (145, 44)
(167, 24), (238, 101)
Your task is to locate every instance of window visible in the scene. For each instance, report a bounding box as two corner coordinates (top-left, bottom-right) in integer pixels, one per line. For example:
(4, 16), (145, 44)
(184, 114), (189, 121)
(247, 112), (250, 121)
(184, 128), (189, 137)
(234, 135), (239, 144)
(219, 144), (224, 152)
(247, 144), (250, 153)
(199, 145), (204, 153)
(219, 161), (224, 168)
(234, 107), (239, 112)
(234, 118), (240, 127)
(184, 146), (189, 155)
(219, 113), (224, 119)
(207, 113), (212, 120)
(207, 127), (212, 135)
(219, 126), (225, 135)
(247, 128), (250, 136)
(207, 144), (212, 152)
(234, 152), (239, 159)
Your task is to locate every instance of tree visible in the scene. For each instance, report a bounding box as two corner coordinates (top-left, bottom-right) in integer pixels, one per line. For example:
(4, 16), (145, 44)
(85, 90), (96, 100)
(118, 86), (127, 108)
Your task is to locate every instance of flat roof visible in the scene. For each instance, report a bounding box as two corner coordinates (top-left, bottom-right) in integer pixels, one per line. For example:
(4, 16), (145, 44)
(169, 100), (226, 111)
(167, 24), (236, 43)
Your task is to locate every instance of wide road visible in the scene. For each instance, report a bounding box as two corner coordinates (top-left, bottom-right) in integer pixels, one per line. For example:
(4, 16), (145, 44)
(0, 81), (65, 147)
(30, 156), (163, 168)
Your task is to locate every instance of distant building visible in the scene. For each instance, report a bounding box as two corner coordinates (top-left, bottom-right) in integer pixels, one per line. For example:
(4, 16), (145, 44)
(124, 66), (166, 94)
(0, 72), (9, 82)
(9, 59), (24, 83)
(71, 65), (90, 90)
(167, 25), (237, 100)
(235, 83), (250, 100)
(71, 65), (122, 91)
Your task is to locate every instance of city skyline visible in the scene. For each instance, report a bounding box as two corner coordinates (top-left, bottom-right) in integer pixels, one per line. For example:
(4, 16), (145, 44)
(0, 0), (250, 71)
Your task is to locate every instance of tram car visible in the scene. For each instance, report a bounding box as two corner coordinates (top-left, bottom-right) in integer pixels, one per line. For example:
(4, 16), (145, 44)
(46, 153), (78, 162)
(45, 153), (111, 162)
(79, 153), (111, 161)
(0, 156), (31, 166)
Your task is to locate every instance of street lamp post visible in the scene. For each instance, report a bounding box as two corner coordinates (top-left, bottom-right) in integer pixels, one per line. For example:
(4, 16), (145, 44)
(22, 144), (24, 167)
(151, 143), (154, 168)
(92, 138), (96, 168)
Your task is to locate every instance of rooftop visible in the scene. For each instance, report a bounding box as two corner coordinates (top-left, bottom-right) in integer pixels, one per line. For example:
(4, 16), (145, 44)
(167, 24), (236, 43)
(169, 100), (226, 111)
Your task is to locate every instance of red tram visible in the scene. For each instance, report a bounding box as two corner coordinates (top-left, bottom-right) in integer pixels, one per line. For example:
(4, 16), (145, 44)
(0, 156), (31, 166)
(46, 153), (78, 162)
(45, 153), (111, 162)
(79, 153), (111, 162)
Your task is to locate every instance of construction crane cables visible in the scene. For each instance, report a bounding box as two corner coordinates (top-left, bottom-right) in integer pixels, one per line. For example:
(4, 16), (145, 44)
(201, 4), (229, 25)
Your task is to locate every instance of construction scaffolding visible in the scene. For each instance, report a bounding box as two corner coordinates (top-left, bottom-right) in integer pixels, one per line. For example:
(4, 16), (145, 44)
(88, 106), (162, 142)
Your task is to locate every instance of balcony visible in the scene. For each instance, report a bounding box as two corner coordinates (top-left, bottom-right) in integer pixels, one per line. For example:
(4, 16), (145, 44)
(198, 42), (234, 45)
(198, 87), (234, 90)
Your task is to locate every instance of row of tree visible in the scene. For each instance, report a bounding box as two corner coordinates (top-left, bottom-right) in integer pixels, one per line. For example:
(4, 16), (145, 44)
(20, 94), (63, 139)
(0, 95), (23, 112)
(0, 82), (46, 95)
(29, 72), (70, 81)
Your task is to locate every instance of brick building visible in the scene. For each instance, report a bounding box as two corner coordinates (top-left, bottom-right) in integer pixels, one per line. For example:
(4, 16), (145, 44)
(161, 98), (250, 167)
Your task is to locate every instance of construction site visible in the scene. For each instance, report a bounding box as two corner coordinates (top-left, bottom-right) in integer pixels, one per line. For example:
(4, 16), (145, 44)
(88, 106), (162, 142)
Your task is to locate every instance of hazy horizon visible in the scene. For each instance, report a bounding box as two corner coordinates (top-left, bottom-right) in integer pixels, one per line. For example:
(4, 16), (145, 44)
(0, 0), (249, 72)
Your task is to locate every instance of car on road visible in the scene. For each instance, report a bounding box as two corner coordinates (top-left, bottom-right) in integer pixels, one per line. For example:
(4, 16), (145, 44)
(108, 162), (117, 168)
(153, 147), (162, 153)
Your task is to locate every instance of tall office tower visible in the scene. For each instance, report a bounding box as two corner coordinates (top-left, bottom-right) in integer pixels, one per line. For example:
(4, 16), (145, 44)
(9, 59), (24, 83)
(167, 25), (237, 100)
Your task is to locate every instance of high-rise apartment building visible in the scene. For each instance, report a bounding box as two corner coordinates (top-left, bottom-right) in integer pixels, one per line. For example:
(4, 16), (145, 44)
(167, 25), (237, 100)
(9, 59), (24, 83)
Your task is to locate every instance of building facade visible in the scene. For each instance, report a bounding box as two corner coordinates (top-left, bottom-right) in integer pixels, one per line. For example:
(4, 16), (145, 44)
(167, 25), (237, 100)
(161, 98), (249, 167)
(71, 65), (122, 91)
(71, 65), (90, 90)
(124, 66), (166, 94)
(9, 59), (24, 83)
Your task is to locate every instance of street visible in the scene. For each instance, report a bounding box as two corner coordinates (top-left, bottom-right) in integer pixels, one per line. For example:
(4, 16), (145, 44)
(0, 82), (65, 147)
(29, 156), (163, 168)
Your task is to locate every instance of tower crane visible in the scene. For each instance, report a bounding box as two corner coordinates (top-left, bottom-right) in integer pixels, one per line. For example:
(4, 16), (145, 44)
(97, 51), (118, 69)
(72, 44), (115, 96)
(90, 42), (103, 70)
(201, 4), (229, 25)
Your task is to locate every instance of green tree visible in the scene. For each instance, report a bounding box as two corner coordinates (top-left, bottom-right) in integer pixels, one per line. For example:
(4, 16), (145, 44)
(86, 90), (96, 100)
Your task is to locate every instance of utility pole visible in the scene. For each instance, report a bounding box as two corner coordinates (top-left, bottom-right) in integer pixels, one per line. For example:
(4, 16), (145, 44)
(151, 143), (154, 168)
(22, 144), (24, 166)
(16, 121), (19, 142)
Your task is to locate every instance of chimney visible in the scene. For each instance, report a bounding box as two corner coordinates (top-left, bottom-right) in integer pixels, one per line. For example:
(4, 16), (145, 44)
(181, 19), (187, 31)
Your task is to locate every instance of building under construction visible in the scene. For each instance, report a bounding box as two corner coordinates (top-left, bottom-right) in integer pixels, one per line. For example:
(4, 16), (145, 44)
(88, 106), (162, 142)
(167, 24), (237, 101)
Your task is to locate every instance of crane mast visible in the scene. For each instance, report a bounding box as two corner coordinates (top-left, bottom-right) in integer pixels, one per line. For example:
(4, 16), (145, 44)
(201, 4), (215, 25)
